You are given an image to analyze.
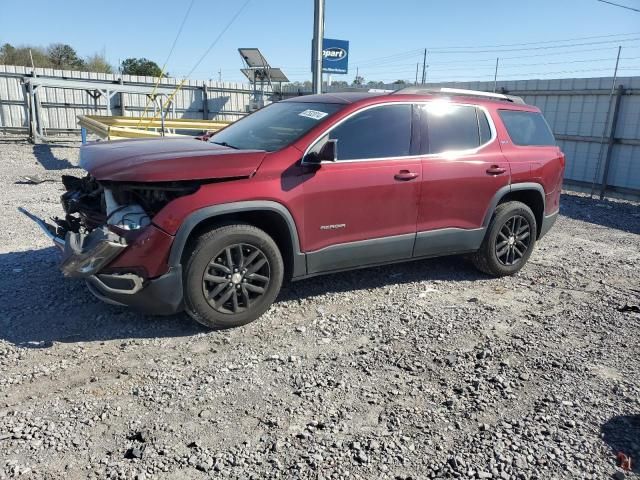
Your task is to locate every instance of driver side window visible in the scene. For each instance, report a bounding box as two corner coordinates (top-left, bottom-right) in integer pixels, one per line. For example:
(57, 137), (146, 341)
(329, 104), (412, 161)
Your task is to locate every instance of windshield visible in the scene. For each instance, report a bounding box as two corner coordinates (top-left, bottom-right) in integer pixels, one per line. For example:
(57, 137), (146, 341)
(209, 101), (343, 152)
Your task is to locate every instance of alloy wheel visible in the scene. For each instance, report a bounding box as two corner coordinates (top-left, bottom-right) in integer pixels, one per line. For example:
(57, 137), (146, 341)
(202, 243), (271, 314)
(495, 215), (532, 266)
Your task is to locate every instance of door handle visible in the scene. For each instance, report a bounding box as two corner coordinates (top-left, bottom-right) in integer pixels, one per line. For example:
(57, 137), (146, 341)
(394, 170), (419, 181)
(486, 165), (507, 175)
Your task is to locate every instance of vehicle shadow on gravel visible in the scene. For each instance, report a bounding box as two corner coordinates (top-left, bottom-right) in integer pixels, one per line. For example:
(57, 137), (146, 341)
(601, 414), (640, 474)
(279, 255), (486, 301)
(0, 248), (205, 348)
(560, 192), (640, 235)
(32, 144), (79, 170)
(1, 248), (482, 347)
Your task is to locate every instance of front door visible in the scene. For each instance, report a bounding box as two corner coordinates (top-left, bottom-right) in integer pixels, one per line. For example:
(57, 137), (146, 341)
(301, 103), (422, 274)
(414, 103), (510, 257)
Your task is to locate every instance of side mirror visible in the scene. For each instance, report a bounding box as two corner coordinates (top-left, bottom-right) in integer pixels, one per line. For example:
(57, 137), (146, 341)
(305, 139), (337, 164)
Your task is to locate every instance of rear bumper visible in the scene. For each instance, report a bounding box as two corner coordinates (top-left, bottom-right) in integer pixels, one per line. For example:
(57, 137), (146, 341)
(539, 210), (559, 239)
(86, 267), (184, 315)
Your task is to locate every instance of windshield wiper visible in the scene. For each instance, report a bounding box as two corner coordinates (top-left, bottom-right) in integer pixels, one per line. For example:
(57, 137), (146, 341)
(211, 141), (239, 149)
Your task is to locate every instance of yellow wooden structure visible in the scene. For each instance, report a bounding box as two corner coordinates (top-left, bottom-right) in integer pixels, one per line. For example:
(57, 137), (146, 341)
(77, 115), (233, 141)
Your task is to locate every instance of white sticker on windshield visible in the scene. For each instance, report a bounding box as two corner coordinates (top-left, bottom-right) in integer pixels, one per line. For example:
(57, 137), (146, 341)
(298, 109), (328, 120)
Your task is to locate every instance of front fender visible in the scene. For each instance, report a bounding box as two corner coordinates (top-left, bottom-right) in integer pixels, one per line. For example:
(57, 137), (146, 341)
(167, 201), (306, 278)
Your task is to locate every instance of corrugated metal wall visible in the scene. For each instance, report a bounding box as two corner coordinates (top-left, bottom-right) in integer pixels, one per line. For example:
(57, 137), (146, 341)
(1, 65), (638, 194)
(0, 65), (259, 135)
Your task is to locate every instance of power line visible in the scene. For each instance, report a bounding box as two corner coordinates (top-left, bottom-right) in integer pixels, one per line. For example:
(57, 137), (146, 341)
(162, 0), (196, 69)
(352, 50), (424, 68)
(427, 37), (640, 54)
(352, 36), (640, 69)
(352, 32), (640, 65)
(419, 44), (640, 64)
(344, 55), (640, 76)
(425, 31), (640, 49)
(417, 56), (640, 72)
(351, 32), (640, 66)
(137, 0), (195, 124)
(423, 65), (640, 81)
(184, 0), (251, 79)
(596, 0), (640, 12)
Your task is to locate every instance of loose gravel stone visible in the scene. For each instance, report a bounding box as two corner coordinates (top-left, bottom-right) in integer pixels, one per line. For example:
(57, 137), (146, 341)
(0, 138), (639, 479)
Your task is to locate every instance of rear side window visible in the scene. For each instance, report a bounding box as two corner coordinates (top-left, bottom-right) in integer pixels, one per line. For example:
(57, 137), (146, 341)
(425, 104), (481, 154)
(329, 104), (411, 160)
(499, 110), (556, 146)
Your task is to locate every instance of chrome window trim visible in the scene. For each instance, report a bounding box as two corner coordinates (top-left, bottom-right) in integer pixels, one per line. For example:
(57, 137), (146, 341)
(301, 101), (497, 165)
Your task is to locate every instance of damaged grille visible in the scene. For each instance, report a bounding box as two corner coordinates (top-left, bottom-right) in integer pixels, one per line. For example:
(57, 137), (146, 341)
(55, 174), (199, 235)
(49, 174), (200, 278)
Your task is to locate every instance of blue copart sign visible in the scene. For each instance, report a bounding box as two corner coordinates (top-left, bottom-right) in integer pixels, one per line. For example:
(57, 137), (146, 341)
(322, 38), (349, 74)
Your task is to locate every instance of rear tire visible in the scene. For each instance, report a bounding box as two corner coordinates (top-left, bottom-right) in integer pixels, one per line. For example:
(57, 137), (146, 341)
(472, 201), (537, 277)
(183, 224), (284, 329)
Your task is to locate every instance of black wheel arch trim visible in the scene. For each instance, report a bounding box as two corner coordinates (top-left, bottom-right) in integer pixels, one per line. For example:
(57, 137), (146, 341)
(482, 182), (546, 232)
(167, 201), (306, 278)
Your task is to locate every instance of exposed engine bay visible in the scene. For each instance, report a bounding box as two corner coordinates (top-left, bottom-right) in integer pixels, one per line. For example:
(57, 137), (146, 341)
(44, 174), (199, 278)
(55, 174), (199, 236)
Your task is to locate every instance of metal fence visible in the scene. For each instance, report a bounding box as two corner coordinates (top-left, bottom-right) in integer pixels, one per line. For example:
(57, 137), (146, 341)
(1, 65), (639, 197)
(0, 65), (261, 136)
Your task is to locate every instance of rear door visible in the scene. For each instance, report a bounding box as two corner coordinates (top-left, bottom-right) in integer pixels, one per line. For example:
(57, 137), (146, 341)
(301, 103), (422, 274)
(414, 102), (510, 257)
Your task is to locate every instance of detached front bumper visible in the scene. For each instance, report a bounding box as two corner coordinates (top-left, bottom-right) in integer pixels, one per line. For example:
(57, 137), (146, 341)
(19, 208), (183, 315)
(86, 267), (183, 315)
(18, 207), (125, 277)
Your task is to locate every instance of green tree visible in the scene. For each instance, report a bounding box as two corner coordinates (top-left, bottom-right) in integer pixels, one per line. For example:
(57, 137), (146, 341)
(121, 57), (164, 77)
(47, 43), (84, 69)
(85, 53), (113, 73)
(392, 79), (407, 85)
(0, 43), (16, 63)
(0, 43), (52, 68)
(352, 75), (364, 86)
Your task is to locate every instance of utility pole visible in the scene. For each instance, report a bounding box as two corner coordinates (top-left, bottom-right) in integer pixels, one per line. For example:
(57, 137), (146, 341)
(493, 58), (499, 92)
(415, 63), (419, 85)
(590, 45), (623, 198)
(312, 0), (325, 94)
(421, 48), (427, 85)
(218, 69), (222, 82)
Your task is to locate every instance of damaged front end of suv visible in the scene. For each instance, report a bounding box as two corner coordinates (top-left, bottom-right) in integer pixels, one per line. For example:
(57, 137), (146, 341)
(19, 173), (198, 313)
(19, 136), (265, 315)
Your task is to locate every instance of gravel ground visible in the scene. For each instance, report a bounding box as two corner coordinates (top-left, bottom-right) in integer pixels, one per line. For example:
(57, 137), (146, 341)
(0, 138), (639, 480)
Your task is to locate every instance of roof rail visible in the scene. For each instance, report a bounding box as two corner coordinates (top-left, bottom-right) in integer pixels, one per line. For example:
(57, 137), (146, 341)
(393, 86), (525, 104)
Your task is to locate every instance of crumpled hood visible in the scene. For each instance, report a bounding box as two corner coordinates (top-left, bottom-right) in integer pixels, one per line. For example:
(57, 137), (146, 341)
(80, 137), (266, 182)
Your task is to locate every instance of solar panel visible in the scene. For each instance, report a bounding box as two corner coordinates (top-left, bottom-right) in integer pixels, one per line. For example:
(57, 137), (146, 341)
(241, 68), (289, 84)
(266, 68), (288, 83)
(238, 48), (270, 68)
(240, 68), (258, 82)
(239, 48), (288, 86)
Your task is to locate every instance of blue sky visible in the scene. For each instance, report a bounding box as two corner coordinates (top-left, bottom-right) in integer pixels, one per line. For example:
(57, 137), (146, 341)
(1, 0), (639, 84)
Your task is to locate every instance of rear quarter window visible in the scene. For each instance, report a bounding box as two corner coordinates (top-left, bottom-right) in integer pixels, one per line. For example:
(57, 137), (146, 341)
(499, 110), (556, 146)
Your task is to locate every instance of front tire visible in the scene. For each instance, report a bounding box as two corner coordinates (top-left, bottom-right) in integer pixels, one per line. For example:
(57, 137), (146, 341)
(183, 224), (284, 329)
(472, 201), (537, 277)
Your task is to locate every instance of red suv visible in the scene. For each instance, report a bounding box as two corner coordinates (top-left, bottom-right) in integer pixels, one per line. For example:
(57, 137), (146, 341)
(21, 87), (564, 329)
